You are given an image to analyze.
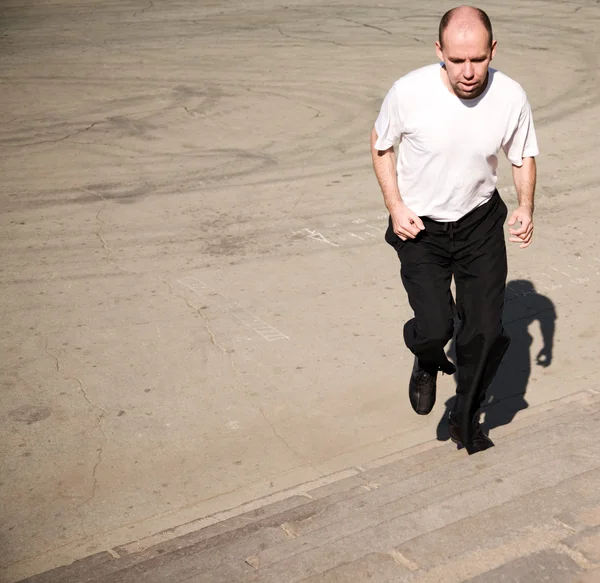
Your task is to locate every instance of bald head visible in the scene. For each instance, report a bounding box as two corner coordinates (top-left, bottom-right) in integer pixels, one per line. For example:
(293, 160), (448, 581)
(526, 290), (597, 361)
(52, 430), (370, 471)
(439, 6), (493, 49)
(435, 5), (496, 99)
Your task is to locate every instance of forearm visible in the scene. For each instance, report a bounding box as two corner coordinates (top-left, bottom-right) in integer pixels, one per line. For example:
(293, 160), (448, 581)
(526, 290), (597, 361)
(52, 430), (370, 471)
(371, 128), (403, 212)
(512, 157), (537, 212)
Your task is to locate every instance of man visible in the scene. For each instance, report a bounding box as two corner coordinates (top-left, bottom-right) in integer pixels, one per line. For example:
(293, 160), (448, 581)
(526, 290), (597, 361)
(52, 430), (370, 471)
(371, 6), (538, 454)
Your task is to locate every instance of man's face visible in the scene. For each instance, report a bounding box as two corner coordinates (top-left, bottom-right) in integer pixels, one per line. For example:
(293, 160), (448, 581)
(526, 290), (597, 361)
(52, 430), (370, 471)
(436, 26), (497, 99)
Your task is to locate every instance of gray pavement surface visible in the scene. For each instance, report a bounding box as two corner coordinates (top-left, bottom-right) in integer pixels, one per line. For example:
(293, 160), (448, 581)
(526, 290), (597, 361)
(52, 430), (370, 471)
(1, 0), (600, 581)
(16, 389), (600, 582)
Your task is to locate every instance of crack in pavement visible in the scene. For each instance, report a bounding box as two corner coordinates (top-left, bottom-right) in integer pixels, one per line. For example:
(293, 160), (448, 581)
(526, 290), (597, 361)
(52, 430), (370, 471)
(156, 275), (230, 356)
(78, 186), (131, 274)
(339, 16), (392, 35)
(8, 121), (100, 148)
(44, 339), (108, 538)
(245, 87), (323, 118)
(259, 408), (324, 477)
(164, 281), (231, 354)
(277, 26), (349, 48)
(6, 103), (185, 149)
(157, 276), (322, 477)
(133, 0), (154, 17)
(183, 105), (198, 118)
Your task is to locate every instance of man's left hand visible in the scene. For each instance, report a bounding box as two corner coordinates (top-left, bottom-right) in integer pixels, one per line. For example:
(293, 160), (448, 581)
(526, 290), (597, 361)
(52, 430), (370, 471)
(507, 206), (534, 248)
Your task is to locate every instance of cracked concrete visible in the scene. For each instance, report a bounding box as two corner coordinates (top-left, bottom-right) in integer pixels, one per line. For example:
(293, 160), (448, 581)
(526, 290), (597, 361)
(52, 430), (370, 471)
(133, 0), (154, 18)
(156, 275), (231, 355)
(43, 339), (108, 539)
(245, 88), (323, 119)
(2, 0), (600, 581)
(43, 339), (108, 416)
(5, 121), (101, 149)
(277, 26), (351, 48)
(258, 407), (322, 477)
(79, 186), (131, 273)
(339, 17), (392, 35)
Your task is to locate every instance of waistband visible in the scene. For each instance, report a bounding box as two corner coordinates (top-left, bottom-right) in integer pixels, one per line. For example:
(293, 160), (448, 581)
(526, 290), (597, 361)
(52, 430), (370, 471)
(421, 190), (500, 229)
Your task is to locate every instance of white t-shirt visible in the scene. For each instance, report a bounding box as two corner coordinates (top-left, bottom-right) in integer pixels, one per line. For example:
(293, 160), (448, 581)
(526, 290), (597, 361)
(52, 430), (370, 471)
(374, 64), (539, 222)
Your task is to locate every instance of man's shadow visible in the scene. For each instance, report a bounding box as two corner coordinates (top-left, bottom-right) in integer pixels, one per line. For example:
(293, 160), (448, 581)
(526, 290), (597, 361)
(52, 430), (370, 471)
(437, 279), (557, 441)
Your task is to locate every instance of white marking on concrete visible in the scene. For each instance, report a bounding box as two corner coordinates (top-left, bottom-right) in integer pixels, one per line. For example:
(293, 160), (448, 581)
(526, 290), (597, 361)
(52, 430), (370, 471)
(230, 307), (289, 341)
(178, 277), (208, 294)
(245, 555), (261, 569)
(293, 213), (390, 248)
(305, 228), (339, 246)
(388, 550), (419, 571)
(280, 523), (298, 539)
(550, 266), (571, 277)
(176, 277), (288, 342)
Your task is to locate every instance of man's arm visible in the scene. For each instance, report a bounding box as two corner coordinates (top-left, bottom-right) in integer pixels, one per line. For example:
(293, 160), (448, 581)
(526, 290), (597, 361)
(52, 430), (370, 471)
(370, 128), (424, 240)
(508, 156), (537, 249)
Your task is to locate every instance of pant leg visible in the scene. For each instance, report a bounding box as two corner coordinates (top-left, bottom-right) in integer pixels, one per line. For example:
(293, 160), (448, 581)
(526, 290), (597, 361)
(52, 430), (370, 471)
(386, 219), (455, 372)
(451, 193), (510, 444)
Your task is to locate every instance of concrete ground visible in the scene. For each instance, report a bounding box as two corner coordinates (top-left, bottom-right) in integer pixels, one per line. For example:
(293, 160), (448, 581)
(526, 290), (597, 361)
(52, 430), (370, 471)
(1, 0), (599, 581)
(15, 388), (600, 583)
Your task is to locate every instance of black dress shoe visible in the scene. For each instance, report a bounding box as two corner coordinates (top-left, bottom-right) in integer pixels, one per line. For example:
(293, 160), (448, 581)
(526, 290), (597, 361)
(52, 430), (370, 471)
(448, 412), (495, 455)
(409, 357), (438, 415)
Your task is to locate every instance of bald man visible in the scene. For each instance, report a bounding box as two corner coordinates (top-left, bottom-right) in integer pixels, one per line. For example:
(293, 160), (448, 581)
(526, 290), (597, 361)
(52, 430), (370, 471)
(371, 6), (538, 454)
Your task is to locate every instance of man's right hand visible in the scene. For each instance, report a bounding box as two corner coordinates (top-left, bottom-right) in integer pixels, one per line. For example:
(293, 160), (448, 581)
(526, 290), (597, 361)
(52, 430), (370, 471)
(390, 203), (425, 240)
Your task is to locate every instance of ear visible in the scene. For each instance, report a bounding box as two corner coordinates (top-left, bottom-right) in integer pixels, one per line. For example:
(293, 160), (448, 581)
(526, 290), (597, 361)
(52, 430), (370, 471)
(435, 41), (444, 63)
(490, 39), (497, 61)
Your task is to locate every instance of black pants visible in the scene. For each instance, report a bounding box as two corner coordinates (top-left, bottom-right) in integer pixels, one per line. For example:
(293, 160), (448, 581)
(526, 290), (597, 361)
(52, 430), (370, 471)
(386, 191), (511, 444)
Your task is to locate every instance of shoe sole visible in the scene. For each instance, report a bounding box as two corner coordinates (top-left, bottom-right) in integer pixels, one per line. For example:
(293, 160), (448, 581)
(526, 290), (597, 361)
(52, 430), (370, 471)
(450, 434), (495, 455)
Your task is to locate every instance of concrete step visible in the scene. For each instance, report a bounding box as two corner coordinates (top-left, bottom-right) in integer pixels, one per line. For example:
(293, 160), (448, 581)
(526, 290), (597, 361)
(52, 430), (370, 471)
(245, 448), (600, 582)
(205, 393), (600, 582)
(18, 389), (600, 583)
(386, 468), (600, 582)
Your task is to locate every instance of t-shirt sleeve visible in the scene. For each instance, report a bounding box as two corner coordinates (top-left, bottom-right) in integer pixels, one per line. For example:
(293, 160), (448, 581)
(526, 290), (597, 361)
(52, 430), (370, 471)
(502, 95), (539, 166)
(373, 84), (404, 150)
